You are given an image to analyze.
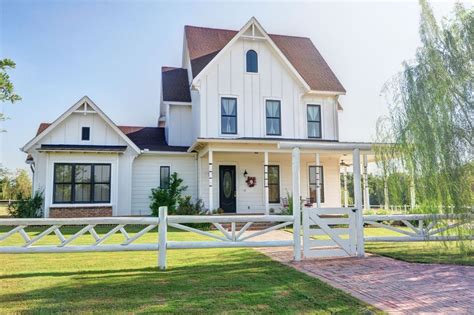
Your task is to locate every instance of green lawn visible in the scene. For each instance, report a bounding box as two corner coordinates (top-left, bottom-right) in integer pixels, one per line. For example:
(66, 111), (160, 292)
(364, 228), (473, 266)
(0, 227), (380, 314)
(0, 204), (9, 217)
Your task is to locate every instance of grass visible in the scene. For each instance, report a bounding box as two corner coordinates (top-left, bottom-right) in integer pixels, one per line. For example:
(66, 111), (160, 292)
(0, 226), (380, 314)
(0, 204), (9, 217)
(363, 228), (473, 266)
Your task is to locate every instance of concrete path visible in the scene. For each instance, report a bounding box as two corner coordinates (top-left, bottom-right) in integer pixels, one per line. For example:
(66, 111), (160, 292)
(252, 231), (474, 314)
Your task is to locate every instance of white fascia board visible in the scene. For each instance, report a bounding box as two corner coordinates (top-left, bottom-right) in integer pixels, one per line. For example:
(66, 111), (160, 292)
(191, 17), (311, 92)
(22, 96), (141, 154)
(307, 90), (346, 96)
(163, 101), (192, 106)
(140, 150), (196, 156)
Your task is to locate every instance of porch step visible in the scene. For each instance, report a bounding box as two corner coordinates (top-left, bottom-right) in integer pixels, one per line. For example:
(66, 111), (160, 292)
(211, 222), (280, 231)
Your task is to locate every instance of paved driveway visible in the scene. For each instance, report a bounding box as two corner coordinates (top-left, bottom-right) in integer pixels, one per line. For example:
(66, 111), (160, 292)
(253, 231), (474, 314)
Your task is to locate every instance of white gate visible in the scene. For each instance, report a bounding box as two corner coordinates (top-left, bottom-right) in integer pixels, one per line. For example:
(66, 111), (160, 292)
(303, 207), (358, 258)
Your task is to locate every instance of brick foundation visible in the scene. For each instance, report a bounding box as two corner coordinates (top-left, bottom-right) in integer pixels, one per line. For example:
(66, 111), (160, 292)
(49, 206), (112, 218)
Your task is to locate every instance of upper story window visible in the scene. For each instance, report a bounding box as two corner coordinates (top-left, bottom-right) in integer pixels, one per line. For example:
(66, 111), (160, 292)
(307, 104), (321, 138)
(160, 166), (170, 189)
(53, 163), (111, 204)
(266, 100), (281, 136)
(81, 127), (90, 141)
(221, 97), (237, 134)
(246, 50), (258, 73)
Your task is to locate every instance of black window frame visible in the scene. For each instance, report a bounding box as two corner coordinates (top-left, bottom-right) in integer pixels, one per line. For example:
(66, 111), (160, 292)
(307, 104), (322, 139)
(221, 97), (238, 135)
(53, 163), (111, 204)
(308, 165), (325, 203)
(267, 165), (280, 204)
(265, 100), (282, 136)
(246, 49), (258, 73)
(81, 127), (90, 141)
(160, 166), (171, 189)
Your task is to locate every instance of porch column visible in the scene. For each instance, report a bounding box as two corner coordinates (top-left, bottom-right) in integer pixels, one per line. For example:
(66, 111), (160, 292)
(384, 178), (389, 210)
(315, 153), (321, 208)
(352, 148), (365, 257)
(362, 155), (370, 210)
(208, 150), (213, 212)
(264, 151), (269, 215)
(343, 166), (349, 208)
(292, 147), (301, 261)
(410, 176), (416, 210)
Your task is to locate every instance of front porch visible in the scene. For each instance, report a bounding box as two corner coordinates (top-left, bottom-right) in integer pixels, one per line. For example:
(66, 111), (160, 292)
(194, 140), (374, 214)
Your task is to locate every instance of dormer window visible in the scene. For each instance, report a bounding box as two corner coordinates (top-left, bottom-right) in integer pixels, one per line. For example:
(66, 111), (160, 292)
(246, 50), (258, 73)
(81, 127), (90, 141)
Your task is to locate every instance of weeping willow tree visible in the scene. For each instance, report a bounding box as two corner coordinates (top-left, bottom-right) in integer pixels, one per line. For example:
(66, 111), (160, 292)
(376, 1), (473, 248)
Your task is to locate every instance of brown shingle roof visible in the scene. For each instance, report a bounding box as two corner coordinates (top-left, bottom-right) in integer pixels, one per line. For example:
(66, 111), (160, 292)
(161, 67), (191, 102)
(184, 25), (346, 93)
(34, 123), (188, 152)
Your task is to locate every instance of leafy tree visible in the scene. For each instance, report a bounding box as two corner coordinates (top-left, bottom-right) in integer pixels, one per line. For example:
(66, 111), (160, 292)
(377, 1), (473, 250)
(12, 169), (32, 198)
(0, 58), (21, 130)
(0, 167), (32, 199)
(378, 0), (473, 213)
(9, 191), (43, 218)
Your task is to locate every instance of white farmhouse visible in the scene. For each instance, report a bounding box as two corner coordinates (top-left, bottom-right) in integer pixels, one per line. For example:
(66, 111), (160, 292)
(22, 18), (373, 218)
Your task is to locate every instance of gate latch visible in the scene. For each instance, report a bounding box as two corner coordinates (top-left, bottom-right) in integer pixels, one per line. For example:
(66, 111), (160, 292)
(351, 208), (358, 213)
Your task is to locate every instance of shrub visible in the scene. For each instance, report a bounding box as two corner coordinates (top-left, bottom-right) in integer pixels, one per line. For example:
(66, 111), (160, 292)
(176, 196), (206, 215)
(9, 191), (43, 218)
(150, 172), (187, 216)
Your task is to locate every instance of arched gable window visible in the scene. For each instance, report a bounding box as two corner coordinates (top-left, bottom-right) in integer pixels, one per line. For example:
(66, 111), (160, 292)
(246, 50), (258, 73)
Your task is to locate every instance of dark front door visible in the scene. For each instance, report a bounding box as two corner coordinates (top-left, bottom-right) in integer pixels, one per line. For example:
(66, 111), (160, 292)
(219, 165), (236, 213)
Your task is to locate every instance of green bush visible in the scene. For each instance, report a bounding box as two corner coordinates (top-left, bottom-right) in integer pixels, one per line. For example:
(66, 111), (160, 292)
(9, 191), (43, 218)
(150, 172), (187, 215)
(176, 196), (206, 215)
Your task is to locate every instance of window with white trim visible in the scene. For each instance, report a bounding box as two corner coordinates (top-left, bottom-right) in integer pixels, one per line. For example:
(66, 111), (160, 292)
(221, 97), (237, 134)
(266, 100), (281, 136)
(307, 105), (322, 138)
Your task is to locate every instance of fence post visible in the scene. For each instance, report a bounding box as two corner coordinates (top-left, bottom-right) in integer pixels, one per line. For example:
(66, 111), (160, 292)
(292, 147), (301, 261)
(158, 206), (167, 270)
(352, 148), (365, 257)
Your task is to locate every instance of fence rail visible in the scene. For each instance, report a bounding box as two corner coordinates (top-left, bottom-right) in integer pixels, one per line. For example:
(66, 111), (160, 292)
(364, 213), (474, 242)
(0, 207), (295, 269)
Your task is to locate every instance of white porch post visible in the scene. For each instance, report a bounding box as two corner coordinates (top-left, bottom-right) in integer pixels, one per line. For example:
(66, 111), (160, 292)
(362, 155), (370, 210)
(410, 176), (416, 210)
(315, 153), (321, 208)
(292, 147), (301, 261)
(343, 166), (349, 208)
(353, 148), (365, 257)
(208, 150), (213, 212)
(264, 151), (269, 215)
(384, 178), (389, 211)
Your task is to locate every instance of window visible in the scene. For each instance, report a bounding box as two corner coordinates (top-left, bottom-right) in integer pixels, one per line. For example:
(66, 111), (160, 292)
(81, 127), (90, 141)
(307, 105), (321, 138)
(221, 97), (237, 134)
(160, 166), (170, 189)
(53, 163), (111, 204)
(267, 165), (280, 203)
(246, 50), (258, 73)
(266, 100), (281, 136)
(309, 166), (324, 203)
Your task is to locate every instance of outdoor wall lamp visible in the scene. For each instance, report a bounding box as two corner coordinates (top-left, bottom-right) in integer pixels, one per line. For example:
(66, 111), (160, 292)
(243, 170), (248, 178)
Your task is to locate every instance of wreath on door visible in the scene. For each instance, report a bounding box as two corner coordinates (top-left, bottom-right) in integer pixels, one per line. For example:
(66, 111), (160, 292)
(246, 176), (257, 188)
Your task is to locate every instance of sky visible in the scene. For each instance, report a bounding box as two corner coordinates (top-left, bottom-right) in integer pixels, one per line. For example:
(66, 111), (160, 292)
(0, 0), (464, 171)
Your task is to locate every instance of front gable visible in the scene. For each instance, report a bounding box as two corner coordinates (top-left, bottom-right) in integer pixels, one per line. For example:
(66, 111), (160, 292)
(22, 96), (141, 154)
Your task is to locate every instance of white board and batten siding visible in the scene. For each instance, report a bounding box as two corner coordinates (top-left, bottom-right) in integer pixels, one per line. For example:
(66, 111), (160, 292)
(131, 154), (198, 215)
(193, 37), (340, 141)
(166, 105), (193, 147)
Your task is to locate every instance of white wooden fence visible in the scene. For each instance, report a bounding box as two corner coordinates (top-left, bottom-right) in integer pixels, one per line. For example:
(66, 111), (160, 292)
(364, 213), (474, 242)
(303, 207), (361, 258)
(0, 207), (296, 269)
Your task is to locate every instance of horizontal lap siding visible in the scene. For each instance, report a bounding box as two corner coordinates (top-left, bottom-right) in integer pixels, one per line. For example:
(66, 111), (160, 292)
(199, 152), (341, 214)
(131, 155), (197, 215)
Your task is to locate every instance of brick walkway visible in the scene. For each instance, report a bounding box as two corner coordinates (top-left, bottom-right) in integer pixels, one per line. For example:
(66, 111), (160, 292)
(252, 231), (474, 314)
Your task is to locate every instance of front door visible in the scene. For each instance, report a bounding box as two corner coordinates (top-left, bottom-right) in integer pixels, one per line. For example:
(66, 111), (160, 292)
(219, 165), (236, 213)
